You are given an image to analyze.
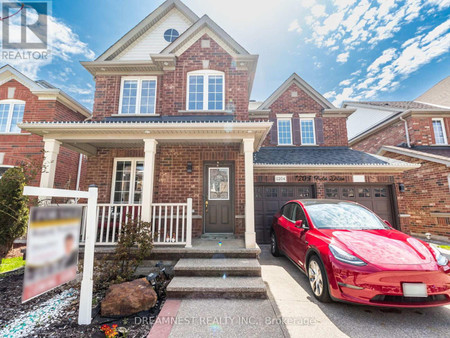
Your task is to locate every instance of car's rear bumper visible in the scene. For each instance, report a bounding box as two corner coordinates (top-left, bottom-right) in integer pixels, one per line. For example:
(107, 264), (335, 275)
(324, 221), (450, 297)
(328, 263), (450, 307)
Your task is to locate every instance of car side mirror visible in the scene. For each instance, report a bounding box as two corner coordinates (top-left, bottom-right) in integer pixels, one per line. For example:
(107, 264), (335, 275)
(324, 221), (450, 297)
(294, 220), (303, 228)
(384, 220), (393, 228)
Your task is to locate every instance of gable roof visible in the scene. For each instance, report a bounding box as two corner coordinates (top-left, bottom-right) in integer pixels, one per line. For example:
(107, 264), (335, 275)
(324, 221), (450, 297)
(378, 146), (450, 167)
(96, 0), (199, 61)
(160, 14), (249, 55)
(256, 73), (335, 111)
(0, 64), (91, 117)
(415, 76), (450, 109)
(343, 100), (437, 110)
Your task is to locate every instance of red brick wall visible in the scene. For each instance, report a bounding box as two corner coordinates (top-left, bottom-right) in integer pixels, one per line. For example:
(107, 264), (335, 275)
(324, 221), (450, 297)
(352, 119), (407, 153)
(92, 34), (250, 121)
(0, 79), (86, 189)
(83, 144), (246, 238)
(382, 152), (450, 239)
(352, 116), (450, 153)
(256, 83), (348, 147)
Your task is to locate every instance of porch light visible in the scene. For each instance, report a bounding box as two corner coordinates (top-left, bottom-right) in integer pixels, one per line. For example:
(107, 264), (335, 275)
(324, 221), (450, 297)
(187, 162), (193, 173)
(398, 183), (405, 192)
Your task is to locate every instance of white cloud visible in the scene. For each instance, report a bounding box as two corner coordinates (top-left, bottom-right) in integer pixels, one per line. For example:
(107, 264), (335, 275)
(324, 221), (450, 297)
(329, 18), (450, 106)
(339, 79), (352, 86)
(336, 51), (349, 63)
(323, 90), (336, 99)
(288, 19), (302, 34)
(311, 4), (327, 18)
(425, 0), (450, 9)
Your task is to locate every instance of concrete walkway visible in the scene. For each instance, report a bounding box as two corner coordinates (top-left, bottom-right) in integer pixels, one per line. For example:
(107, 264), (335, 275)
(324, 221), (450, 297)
(259, 245), (450, 338)
(149, 298), (287, 337)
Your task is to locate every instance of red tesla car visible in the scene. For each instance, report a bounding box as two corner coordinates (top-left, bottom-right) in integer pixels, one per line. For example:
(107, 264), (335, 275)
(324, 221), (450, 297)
(271, 199), (450, 307)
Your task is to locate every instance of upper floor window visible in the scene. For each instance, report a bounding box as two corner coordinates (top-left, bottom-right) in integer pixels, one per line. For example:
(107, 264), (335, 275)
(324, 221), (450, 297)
(187, 70), (224, 111)
(0, 100), (25, 133)
(277, 118), (293, 145)
(119, 77), (157, 115)
(300, 118), (316, 145)
(432, 118), (447, 145)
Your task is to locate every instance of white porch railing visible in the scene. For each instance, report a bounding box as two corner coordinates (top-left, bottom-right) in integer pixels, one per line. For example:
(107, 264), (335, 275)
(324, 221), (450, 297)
(79, 198), (192, 247)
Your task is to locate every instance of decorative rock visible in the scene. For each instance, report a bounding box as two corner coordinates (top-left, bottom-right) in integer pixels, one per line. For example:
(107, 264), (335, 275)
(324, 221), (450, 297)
(101, 278), (157, 317)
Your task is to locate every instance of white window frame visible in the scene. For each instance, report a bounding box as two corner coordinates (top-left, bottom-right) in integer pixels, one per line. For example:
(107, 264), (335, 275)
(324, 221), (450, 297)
(186, 70), (225, 111)
(110, 158), (144, 204)
(118, 76), (157, 115)
(432, 118), (448, 145)
(277, 118), (293, 146)
(0, 99), (25, 134)
(300, 118), (316, 145)
(0, 165), (14, 179)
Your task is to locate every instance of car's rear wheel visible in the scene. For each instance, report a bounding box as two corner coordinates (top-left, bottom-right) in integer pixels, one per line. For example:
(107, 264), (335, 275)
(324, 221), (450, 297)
(270, 231), (280, 257)
(308, 256), (331, 302)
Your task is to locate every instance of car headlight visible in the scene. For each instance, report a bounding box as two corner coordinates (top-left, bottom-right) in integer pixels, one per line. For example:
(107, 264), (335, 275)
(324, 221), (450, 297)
(329, 244), (367, 266)
(430, 245), (449, 266)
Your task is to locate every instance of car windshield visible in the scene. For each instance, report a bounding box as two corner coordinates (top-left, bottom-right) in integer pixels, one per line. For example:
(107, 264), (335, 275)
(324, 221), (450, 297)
(303, 202), (388, 230)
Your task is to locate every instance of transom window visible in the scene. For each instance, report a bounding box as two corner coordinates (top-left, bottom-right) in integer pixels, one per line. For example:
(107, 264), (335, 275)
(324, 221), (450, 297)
(300, 118), (316, 145)
(119, 77), (157, 115)
(0, 100), (25, 133)
(432, 118), (447, 145)
(187, 70), (224, 111)
(277, 119), (293, 145)
(111, 159), (144, 204)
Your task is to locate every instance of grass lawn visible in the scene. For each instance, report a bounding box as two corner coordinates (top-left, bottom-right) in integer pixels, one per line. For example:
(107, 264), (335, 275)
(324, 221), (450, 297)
(0, 257), (25, 273)
(439, 245), (450, 250)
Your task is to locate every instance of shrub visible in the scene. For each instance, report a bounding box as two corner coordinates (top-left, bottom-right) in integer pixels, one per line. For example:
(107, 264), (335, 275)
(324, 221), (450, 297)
(0, 168), (29, 259)
(94, 216), (153, 291)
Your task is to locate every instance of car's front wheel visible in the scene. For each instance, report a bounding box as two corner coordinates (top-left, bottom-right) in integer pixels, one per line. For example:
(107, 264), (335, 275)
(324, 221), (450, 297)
(270, 231), (280, 257)
(308, 256), (331, 302)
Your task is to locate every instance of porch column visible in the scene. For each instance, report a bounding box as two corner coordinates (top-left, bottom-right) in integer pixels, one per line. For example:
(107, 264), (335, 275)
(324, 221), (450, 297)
(40, 139), (61, 189)
(141, 139), (158, 222)
(243, 138), (256, 249)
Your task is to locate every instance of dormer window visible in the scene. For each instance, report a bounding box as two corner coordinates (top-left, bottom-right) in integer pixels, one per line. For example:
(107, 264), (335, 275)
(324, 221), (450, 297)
(432, 118), (447, 145)
(0, 100), (25, 133)
(119, 77), (157, 115)
(187, 70), (224, 111)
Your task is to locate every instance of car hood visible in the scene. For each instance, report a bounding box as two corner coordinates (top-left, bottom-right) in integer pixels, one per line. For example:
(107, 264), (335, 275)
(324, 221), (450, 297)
(323, 229), (433, 265)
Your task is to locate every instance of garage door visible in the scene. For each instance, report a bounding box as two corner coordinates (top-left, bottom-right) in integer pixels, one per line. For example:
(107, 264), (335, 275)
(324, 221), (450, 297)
(324, 185), (395, 227)
(255, 185), (314, 244)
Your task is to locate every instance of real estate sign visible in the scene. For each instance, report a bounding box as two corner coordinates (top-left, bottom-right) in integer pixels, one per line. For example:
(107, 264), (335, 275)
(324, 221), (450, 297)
(22, 206), (82, 302)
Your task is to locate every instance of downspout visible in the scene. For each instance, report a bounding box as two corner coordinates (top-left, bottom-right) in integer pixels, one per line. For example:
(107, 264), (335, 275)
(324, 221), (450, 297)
(76, 153), (83, 191)
(399, 116), (410, 148)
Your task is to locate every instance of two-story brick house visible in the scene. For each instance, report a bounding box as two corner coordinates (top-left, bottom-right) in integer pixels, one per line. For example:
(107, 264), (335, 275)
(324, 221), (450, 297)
(0, 64), (90, 189)
(20, 0), (417, 248)
(345, 78), (450, 241)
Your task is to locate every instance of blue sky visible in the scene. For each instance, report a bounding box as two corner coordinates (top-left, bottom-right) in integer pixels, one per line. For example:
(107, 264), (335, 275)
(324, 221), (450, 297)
(1, 0), (449, 109)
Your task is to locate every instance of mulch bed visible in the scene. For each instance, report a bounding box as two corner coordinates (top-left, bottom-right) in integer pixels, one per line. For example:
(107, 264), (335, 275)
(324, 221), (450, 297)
(0, 269), (165, 337)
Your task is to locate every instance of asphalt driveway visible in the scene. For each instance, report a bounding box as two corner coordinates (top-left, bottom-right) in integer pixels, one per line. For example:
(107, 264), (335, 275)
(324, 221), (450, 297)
(259, 244), (450, 338)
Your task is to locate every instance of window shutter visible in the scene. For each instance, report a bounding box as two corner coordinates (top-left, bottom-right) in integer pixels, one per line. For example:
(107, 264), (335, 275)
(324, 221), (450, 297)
(270, 119), (278, 145)
(315, 117), (324, 145)
(293, 117), (301, 145)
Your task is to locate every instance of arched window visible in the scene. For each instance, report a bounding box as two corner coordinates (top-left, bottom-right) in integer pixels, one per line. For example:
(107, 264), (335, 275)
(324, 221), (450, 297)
(0, 99), (25, 133)
(186, 70), (225, 111)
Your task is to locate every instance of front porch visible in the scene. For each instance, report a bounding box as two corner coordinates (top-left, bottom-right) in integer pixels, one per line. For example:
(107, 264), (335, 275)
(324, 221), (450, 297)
(20, 119), (272, 249)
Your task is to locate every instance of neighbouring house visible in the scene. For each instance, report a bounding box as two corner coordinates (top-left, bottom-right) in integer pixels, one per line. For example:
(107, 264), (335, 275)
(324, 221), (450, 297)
(20, 0), (417, 249)
(0, 65), (91, 189)
(344, 76), (450, 241)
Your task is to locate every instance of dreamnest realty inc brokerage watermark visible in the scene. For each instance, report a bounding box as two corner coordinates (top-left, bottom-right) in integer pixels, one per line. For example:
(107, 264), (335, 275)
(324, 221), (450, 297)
(1, 0), (51, 61)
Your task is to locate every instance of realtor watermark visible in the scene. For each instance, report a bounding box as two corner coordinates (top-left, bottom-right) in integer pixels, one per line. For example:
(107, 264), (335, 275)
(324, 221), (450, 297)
(1, 0), (51, 60)
(135, 316), (317, 326)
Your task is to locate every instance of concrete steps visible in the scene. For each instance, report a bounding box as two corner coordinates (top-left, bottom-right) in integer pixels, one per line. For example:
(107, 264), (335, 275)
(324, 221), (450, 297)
(174, 258), (261, 277)
(167, 257), (267, 299)
(166, 276), (267, 299)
